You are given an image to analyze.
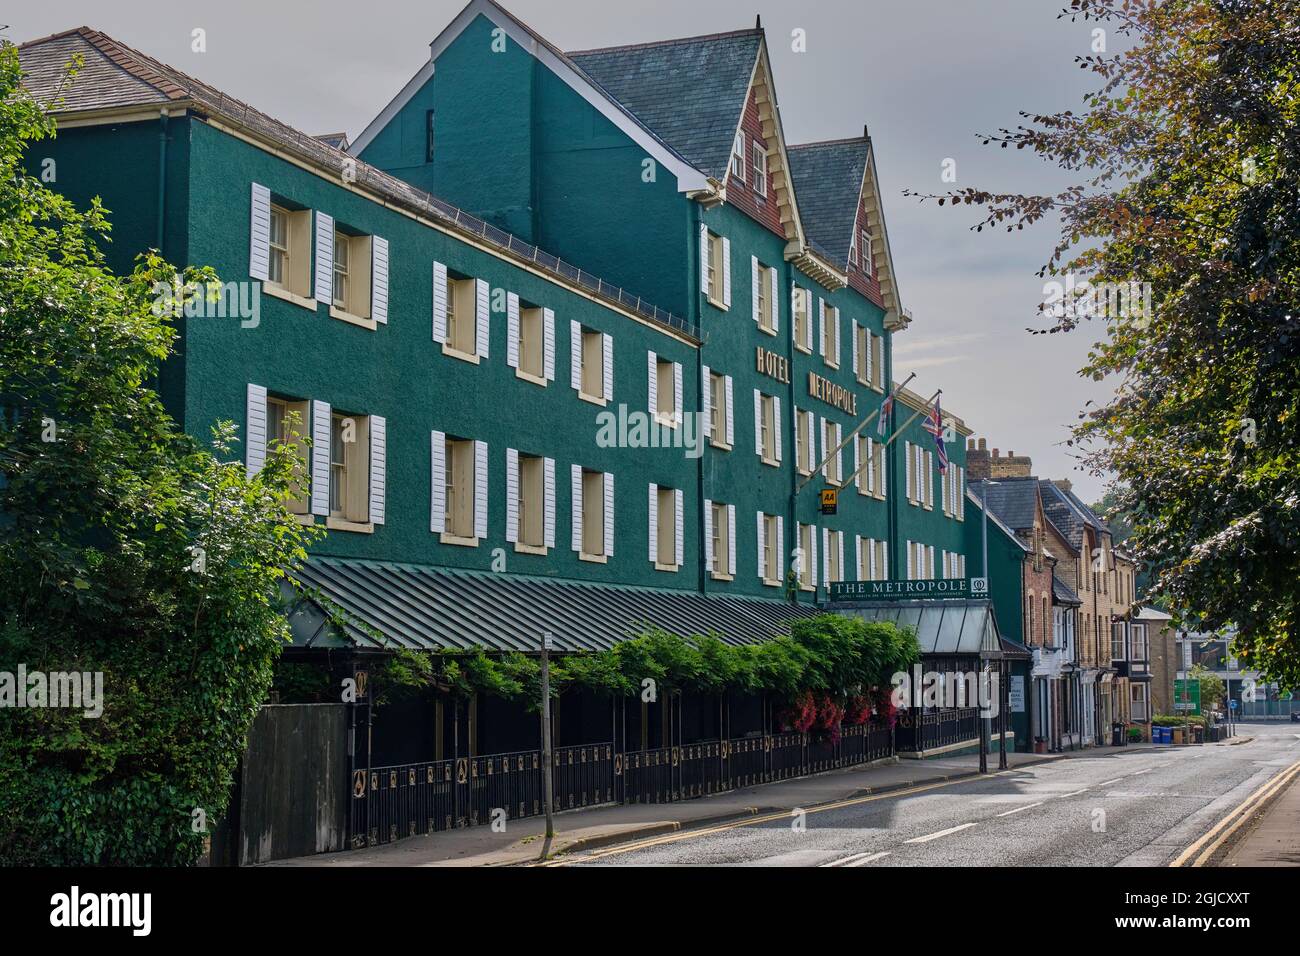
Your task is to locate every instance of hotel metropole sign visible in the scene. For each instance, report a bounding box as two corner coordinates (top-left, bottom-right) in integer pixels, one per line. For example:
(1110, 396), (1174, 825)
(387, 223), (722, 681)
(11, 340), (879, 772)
(807, 371), (857, 415)
(829, 578), (974, 602)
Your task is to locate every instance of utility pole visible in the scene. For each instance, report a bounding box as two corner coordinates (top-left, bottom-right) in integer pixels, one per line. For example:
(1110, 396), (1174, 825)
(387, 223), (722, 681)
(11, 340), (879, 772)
(540, 631), (555, 840)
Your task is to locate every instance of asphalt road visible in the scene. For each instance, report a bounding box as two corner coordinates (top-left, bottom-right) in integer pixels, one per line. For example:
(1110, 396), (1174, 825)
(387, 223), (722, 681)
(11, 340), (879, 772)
(561, 721), (1300, 867)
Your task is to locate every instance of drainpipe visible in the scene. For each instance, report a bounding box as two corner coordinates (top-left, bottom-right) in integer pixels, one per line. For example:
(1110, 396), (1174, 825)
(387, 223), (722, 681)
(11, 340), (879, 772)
(785, 259), (799, 606)
(155, 108), (170, 253)
(691, 202), (707, 597)
(886, 328), (898, 578)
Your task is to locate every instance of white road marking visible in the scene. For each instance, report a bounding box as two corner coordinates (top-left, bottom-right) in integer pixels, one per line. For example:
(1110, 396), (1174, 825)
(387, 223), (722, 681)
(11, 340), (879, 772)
(821, 850), (880, 868)
(846, 851), (891, 866)
(1130, 768), (1153, 776)
(1055, 788), (1090, 798)
(995, 802), (1044, 817)
(1097, 778), (1124, 787)
(904, 822), (978, 844)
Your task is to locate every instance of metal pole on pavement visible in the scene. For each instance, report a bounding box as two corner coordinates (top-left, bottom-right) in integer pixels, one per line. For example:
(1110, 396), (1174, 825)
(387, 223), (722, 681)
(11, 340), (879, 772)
(541, 631), (555, 839)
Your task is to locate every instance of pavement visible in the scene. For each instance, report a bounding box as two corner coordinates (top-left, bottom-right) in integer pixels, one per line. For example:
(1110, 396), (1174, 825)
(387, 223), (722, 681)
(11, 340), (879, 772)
(1222, 741), (1300, 867)
(268, 748), (1061, 867)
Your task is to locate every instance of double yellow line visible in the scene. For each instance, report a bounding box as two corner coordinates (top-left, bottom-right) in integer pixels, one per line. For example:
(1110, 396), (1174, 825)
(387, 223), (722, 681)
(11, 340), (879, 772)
(539, 769), (1017, 866)
(1170, 757), (1300, 867)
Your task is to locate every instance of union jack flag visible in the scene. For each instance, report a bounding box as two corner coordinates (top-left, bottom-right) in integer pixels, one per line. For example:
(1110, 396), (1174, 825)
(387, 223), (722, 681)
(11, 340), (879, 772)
(922, 397), (949, 474)
(875, 389), (895, 438)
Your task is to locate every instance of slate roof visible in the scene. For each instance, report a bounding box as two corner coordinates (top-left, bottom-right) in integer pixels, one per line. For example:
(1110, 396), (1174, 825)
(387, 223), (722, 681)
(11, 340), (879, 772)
(966, 490), (1031, 553)
(1052, 575), (1082, 607)
(289, 558), (819, 653)
(567, 30), (762, 182)
(786, 138), (870, 269)
(16, 26), (697, 340)
(1039, 480), (1099, 550)
(968, 476), (1041, 533)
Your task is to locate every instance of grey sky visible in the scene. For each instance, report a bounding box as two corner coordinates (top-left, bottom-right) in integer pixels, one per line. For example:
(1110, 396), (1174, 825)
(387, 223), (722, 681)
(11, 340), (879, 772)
(9, 0), (1117, 502)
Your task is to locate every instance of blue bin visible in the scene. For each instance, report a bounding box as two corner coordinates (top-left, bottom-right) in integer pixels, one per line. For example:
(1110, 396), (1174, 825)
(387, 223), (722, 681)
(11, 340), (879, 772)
(1154, 727), (1171, 744)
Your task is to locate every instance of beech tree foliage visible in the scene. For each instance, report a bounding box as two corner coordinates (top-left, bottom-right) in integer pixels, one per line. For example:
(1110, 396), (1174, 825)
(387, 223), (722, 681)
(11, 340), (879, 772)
(913, 1), (1300, 686)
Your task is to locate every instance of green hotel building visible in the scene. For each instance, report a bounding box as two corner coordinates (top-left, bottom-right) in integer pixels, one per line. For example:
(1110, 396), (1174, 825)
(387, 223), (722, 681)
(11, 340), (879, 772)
(18, 1), (995, 860)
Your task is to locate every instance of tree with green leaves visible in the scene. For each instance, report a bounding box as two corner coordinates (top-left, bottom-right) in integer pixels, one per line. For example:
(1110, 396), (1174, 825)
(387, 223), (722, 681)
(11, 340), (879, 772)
(913, 0), (1300, 687)
(0, 44), (318, 864)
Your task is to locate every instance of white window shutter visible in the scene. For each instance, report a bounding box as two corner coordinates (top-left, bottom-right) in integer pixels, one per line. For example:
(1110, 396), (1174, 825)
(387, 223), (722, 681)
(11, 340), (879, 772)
(699, 222), (711, 292)
(704, 499), (714, 571)
(727, 504), (736, 576)
(869, 538), (878, 579)
(474, 439), (488, 539)
(927, 452), (934, 508)
(371, 236), (389, 324)
(773, 396), (782, 462)
(867, 437), (875, 493)
(756, 512), (765, 580)
(673, 362), (682, 424)
(571, 464), (583, 552)
(430, 431), (446, 532)
(701, 365), (712, 436)
(505, 447), (519, 543)
(543, 308), (556, 381)
(314, 211), (334, 304)
(866, 331), (874, 384)
(603, 472), (615, 557)
(881, 446), (887, 498)
(819, 417), (827, 477)
(506, 293), (520, 369)
(544, 457), (556, 548)
(853, 436), (860, 490)
(249, 183), (271, 281)
(791, 283), (800, 342)
(725, 376), (735, 445)
(929, 545), (936, 578)
(838, 533), (845, 585)
(959, 467), (966, 519)
(810, 526), (818, 586)
(905, 441), (913, 501)
(648, 483), (658, 563)
(751, 256), (760, 325)
(432, 262), (448, 343)
(805, 296), (815, 351)
(821, 527), (830, 587)
(722, 237), (732, 307)
(674, 488), (684, 566)
(570, 320), (582, 391)
(245, 384), (267, 478)
(777, 516), (784, 578)
(906, 540), (914, 579)
(753, 389), (762, 457)
(819, 299), (826, 356)
(882, 541), (889, 579)
(647, 350), (657, 415)
(855, 535), (862, 580)
(369, 415), (386, 525)
(475, 278), (490, 359)
(834, 308), (842, 367)
(851, 324), (859, 377)
(767, 268), (779, 333)
(602, 333), (613, 400)
(311, 400), (331, 516)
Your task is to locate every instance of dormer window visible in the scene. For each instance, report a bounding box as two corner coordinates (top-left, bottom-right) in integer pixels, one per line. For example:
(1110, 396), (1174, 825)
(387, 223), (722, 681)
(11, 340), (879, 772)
(752, 142), (768, 198)
(731, 132), (746, 182)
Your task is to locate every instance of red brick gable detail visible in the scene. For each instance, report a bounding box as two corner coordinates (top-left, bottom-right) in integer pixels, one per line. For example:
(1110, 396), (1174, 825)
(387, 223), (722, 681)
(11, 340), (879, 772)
(725, 85), (786, 240)
(847, 194), (885, 309)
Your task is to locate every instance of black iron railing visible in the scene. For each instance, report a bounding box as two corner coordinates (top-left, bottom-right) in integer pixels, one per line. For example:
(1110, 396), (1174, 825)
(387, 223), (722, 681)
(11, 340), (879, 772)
(352, 722), (896, 848)
(894, 707), (981, 753)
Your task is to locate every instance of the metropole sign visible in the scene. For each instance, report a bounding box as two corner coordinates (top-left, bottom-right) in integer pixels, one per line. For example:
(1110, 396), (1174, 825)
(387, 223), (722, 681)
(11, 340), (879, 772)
(829, 578), (973, 602)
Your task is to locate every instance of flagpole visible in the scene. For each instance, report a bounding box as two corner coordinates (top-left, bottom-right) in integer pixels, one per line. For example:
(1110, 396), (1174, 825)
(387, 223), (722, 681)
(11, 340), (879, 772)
(882, 388), (941, 449)
(796, 373), (918, 494)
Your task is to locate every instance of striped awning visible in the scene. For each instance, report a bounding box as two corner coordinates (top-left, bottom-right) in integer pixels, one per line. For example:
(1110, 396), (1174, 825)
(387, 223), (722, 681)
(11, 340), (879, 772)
(285, 558), (822, 654)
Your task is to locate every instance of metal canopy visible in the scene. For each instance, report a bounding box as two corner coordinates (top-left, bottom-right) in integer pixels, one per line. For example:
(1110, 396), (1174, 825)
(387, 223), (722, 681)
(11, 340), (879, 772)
(287, 558), (822, 653)
(832, 599), (1004, 659)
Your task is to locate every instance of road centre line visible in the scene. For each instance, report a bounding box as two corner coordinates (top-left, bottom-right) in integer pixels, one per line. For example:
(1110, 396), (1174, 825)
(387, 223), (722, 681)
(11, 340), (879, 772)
(904, 822), (978, 844)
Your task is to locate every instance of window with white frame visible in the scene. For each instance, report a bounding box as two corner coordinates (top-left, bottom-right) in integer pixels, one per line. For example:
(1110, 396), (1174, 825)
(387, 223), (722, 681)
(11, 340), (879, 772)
(707, 500), (734, 578)
(759, 512), (781, 585)
(265, 203), (310, 296)
(573, 466), (612, 560)
(798, 523), (816, 590)
(821, 302), (840, 367)
(516, 302), (547, 381)
(752, 141), (768, 197)
(328, 412), (374, 526)
(649, 353), (681, 426)
(755, 390), (781, 464)
(703, 229), (730, 308)
(440, 435), (477, 540)
(649, 483), (682, 571)
(861, 227), (873, 276)
(821, 418), (843, 484)
(753, 260), (777, 333)
(854, 325), (869, 385)
(796, 408), (813, 474)
(825, 529), (843, 584)
(573, 324), (612, 403)
(871, 333), (884, 389)
(266, 396), (310, 513)
(446, 275), (478, 355)
(793, 286), (811, 352)
(707, 369), (733, 448)
(507, 449), (554, 552)
(731, 132), (746, 182)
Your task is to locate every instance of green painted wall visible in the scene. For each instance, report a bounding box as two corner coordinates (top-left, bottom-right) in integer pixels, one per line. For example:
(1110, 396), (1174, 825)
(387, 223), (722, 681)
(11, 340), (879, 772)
(359, 15), (692, 317)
